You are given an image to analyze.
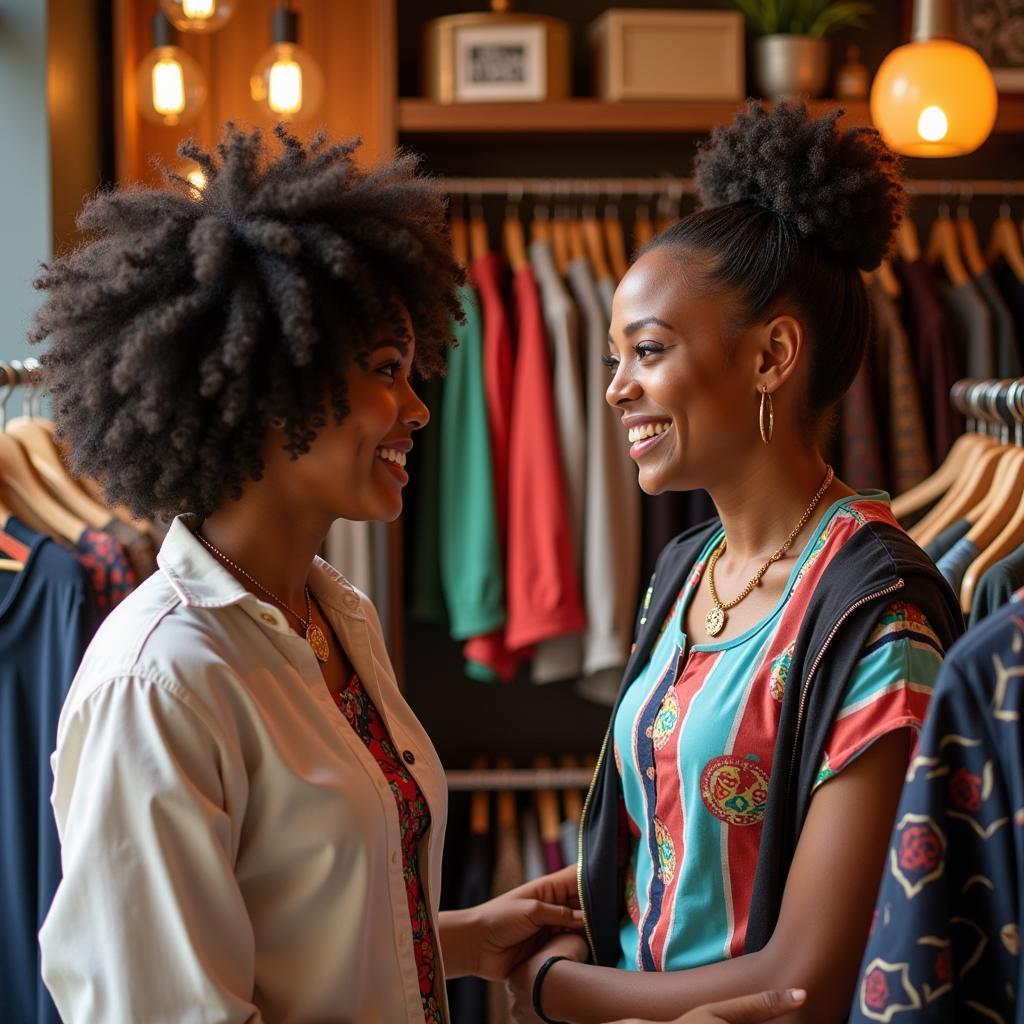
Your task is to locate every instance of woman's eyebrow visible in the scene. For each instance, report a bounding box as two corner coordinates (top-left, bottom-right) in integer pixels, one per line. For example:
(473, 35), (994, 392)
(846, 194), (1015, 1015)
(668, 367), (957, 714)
(609, 316), (675, 345)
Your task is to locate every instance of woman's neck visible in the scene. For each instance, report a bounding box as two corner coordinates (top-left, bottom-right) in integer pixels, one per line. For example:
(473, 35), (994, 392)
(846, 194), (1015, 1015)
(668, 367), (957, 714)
(199, 485), (334, 614)
(706, 448), (848, 564)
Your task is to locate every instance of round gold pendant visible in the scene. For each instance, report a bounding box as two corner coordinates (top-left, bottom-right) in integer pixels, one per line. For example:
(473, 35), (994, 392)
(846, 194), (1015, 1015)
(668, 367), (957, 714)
(705, 605), (726, 638)
(306, 623), (330, 663)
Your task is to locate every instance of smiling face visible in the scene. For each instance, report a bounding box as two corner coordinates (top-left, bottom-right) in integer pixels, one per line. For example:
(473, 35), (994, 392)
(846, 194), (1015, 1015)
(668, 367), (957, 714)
(262, 313), (429, 525)
(605, 246), (763, 495)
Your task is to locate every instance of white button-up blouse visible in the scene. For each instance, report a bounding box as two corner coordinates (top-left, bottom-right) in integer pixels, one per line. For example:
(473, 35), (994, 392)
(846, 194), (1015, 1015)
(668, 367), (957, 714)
(39, 515), (449, 1023)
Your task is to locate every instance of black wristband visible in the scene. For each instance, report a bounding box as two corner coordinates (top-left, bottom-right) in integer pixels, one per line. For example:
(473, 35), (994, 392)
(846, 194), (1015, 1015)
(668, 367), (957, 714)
(532, 955), (570, 1024)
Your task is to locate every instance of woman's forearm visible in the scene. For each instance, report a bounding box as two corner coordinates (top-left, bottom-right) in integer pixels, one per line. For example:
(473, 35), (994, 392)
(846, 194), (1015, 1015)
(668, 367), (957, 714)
(436, 908), (476, 978)
(540, 949), (817, 1024)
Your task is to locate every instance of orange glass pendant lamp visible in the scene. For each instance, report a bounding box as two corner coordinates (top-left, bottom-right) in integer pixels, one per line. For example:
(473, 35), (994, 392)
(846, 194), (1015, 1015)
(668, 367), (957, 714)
(250, 2), (324, 119)
(135, 13), (207, 127)
(871, 0), (997, 157)
(159, 0), (238, 33)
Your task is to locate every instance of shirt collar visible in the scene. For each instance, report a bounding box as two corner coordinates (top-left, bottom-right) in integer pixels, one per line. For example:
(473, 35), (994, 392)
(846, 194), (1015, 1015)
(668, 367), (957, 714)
(157, 514), (365, 620)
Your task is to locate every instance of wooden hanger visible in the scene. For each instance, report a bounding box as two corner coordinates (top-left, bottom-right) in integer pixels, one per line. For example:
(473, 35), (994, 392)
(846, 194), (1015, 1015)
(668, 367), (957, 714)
(896, 215), (922, 263)
(0, 433), (86, 543)
(7, 417), (111, 528)
(956, 196), (986, 278)
(581, 203), (612, 283)
(876, 259), (902, 299)
(926, 203), (969, 287)
(633, 193), (655, 251)
(602, 202), (629, 282)
(449, 197), (468, 269)
(494, 757), (518, 832)
(558, 754), (584, 824)
(469, 756), (490, 837)
(892, 433), (994, 522)
(532, 756), (562, 848)
(531, 194), (552, 246)
(551, 186), (572, 275)
(987, 202), (1024, 282)
(655, 183), (682, 235)
(502, 192), (528, 274)
(568, 217), (587, 265)
(469, 196), (490, 262)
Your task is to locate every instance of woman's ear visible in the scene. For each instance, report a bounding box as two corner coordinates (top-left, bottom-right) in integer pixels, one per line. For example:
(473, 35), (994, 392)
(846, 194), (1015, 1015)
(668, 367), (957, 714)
(754, 314), (804, 393)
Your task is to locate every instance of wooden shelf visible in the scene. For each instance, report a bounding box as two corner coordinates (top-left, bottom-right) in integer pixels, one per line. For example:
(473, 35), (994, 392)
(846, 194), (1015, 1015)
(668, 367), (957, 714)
(397, 95), (1024, 136)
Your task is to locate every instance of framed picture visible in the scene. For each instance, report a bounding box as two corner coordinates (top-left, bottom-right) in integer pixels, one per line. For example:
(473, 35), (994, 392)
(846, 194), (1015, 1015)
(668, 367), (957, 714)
(957, 0), (1024, 91)
(453, 24), (547, 102)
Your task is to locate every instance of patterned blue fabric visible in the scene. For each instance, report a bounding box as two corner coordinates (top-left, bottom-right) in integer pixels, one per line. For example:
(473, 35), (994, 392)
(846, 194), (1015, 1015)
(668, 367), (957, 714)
(850, 588), (1024, 1023)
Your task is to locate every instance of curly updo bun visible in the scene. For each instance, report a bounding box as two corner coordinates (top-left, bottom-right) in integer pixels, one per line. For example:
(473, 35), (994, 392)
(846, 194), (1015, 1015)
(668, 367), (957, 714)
(647, 102), (907, 428)
(695, 101), (906, 271)
(31, 124), (463, 520)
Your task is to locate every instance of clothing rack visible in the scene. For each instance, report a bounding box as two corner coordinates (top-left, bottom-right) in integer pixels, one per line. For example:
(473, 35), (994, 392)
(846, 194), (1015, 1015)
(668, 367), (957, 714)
(951, 378), (1024, 441)
(440, 177), (1024, 198)
(445, 767), (592, 792)
(0, 358), (42, 389)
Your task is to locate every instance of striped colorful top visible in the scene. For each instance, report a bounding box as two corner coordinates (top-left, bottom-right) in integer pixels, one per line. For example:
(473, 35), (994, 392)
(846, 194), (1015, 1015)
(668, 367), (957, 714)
(613, 493), (945, 973)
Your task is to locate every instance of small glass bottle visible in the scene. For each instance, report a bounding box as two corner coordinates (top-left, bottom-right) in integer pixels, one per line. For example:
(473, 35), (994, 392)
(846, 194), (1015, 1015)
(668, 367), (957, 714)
(836, 44), (869, 100)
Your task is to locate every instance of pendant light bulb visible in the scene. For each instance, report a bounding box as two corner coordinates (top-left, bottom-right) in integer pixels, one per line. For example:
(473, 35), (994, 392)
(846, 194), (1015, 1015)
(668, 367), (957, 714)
(136, 14), (207, 127)
(870, 0), (997, 157)
(250, 5), (324, 120)
(159, 0), (237, 33)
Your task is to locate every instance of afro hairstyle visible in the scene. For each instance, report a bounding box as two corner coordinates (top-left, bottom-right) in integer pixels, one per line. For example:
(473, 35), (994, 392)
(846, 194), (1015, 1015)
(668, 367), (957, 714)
(30, 124), (463, 520)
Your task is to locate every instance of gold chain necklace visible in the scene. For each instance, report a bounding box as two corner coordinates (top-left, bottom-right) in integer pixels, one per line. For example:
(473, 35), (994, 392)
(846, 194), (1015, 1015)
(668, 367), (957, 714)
(704, 465), (835, 638)
(195, 531), (331, 663)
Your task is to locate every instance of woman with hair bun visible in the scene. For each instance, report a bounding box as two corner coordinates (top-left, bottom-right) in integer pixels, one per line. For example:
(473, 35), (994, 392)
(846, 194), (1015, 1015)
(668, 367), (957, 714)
(511, 103), (966, 1024)
(34, 125), (587, 1023)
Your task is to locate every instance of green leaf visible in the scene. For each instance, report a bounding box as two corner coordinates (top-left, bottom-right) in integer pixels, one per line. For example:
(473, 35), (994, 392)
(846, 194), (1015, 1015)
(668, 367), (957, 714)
(729, 0), (873, 36)
(809, 2), (874, 37)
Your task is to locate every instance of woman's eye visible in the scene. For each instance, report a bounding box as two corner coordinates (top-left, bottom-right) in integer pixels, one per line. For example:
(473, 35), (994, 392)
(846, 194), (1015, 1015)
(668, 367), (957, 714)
(601, 354), (620, 374)
(635, 342), (663, 360)
(376, 361), (401, 379)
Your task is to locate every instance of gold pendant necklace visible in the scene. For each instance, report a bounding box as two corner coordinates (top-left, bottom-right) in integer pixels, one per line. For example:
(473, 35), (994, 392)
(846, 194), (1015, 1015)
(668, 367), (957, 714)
(704, 466), (834, 639)
(196, 531), (331, 663)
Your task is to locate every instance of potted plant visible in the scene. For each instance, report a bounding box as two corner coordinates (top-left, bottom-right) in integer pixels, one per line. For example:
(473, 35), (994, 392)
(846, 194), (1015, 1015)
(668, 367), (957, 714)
(729, 0), (873, 100)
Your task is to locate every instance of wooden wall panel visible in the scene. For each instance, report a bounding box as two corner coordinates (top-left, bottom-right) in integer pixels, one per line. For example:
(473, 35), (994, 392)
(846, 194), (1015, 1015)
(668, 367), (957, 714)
(115, 0), (396, 185)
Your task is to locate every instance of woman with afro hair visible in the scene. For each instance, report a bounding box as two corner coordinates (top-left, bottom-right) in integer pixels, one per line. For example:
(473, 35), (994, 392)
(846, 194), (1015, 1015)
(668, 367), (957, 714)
(33, 125), (595, 1024)
(509, 104), (967, 1024)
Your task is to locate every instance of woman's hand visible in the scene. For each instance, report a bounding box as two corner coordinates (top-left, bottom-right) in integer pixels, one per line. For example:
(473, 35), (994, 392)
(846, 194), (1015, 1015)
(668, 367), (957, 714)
(439, 877), (584, 982)
(507, 864), (582, 911)
(612, 988), (807, 1024)
(508, 931), (589, 1023)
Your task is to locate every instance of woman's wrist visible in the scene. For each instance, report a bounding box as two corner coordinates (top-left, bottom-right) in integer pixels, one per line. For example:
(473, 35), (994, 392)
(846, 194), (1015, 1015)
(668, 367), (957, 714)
(532, 954), (571, 1024)
(436, 907), (478, 978)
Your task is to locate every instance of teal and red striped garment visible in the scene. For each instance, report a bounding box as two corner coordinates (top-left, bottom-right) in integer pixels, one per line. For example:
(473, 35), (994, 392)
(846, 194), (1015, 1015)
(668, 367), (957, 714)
(613, 493), (945, 973)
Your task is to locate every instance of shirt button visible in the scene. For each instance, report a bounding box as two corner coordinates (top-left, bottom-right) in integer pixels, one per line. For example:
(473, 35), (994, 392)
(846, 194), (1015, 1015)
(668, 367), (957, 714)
(402, 750), (416, 765)
(260, 612), (277, 625)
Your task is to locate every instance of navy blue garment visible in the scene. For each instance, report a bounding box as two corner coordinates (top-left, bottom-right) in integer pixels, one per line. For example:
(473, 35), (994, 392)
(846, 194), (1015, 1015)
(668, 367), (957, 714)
(935, 535), (979, 592)
(0, 517), (99, 1024)
(923, 517), (971, 565)
(851, 588), (1024, 1023)
(969, 544), (1024, 628)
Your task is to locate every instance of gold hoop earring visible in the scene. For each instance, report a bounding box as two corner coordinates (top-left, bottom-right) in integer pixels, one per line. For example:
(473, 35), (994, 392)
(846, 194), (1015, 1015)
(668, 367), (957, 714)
(759, 386), (774, 445)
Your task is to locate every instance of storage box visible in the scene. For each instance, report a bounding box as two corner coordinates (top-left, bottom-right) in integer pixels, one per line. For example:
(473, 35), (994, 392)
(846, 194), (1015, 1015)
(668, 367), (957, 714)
(588, 9), (744, 102)
(423, 11), (570, 103)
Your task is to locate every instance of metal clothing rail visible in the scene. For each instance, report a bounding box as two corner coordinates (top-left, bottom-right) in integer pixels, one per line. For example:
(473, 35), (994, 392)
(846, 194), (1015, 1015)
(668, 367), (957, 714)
(439, 177), (1024, 198)
(445, 767), (593, 792)
(0, 358), (42, 389)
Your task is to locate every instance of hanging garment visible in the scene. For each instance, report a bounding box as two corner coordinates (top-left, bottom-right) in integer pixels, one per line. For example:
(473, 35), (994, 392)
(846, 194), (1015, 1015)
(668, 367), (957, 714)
(40, 515), (449, 1024)
(935, 535), (980, 592)
(323, 519), (375, 599)
(101, 516), (158, 581)
(850, 589), (1024, 1024)
(967, 542), (1024, 627)
(922, 517), (972, 564)
(447, 828), (492, 1024)
(521, 807), (546, 882)
(0, 517), (99, 1024)
(943, 278), (995, 379)
(488, 799), (524, 1024)
(505, 265), (586, 653)
(839, 341), (887, 491)
(530, 239), (586, 684)
(974, 270), (1020, 377)
(439, 283), (505, 642)
(612, 495), (944, 972)
(565, 258), (641, 699)
(991, 258), (1024, 359)
(895, 259), (963, 465)
(410, 372), (446, 623)
(869, 279), (932, 494)
(464, 254), (519, 683)
(74, 526), (137, 616)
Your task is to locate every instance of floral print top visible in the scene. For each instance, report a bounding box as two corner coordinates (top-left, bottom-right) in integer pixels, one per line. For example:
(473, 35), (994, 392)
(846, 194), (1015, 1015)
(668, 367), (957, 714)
(332, 673), (442, 1024)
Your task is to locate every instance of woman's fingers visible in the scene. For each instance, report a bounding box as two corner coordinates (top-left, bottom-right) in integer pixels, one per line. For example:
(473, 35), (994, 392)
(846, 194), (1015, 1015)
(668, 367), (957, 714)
(694, 988), (807, 1023)
(526, 899), (586, 929)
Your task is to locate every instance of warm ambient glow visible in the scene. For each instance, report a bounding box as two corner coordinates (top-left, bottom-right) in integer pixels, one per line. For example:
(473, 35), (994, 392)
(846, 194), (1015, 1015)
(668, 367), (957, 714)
(152, 57), (186, 117)
(917, 105), (948, 142)
(182, 0), (215, 18)
(268, 59), (303, 115)
(186, 168), (207, 191)
(870, 39), (997, 156)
